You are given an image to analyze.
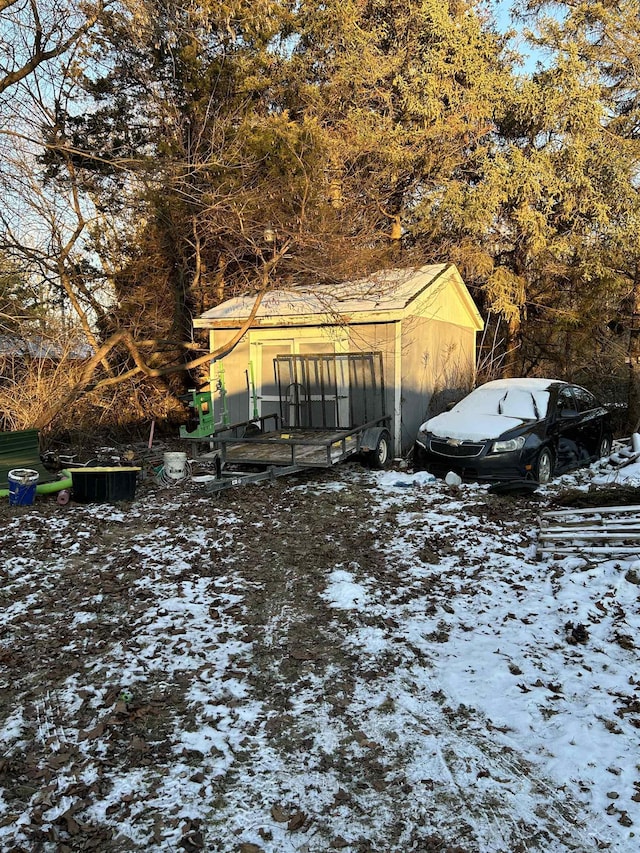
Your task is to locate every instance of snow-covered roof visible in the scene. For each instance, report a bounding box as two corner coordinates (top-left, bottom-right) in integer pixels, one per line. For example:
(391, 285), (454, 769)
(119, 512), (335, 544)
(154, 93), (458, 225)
(195, 263), (483, 329)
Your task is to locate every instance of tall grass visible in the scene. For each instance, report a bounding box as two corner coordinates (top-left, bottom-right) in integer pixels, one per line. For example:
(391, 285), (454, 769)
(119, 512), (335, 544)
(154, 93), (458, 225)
(0, 336), (185, 438)
(0, 341), (87, 433)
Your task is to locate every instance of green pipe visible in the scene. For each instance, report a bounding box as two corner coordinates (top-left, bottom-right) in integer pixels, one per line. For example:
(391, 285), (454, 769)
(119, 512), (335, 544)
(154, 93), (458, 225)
(249, 360), (259, 420)
(217, 363), (229, 427)
(0, 470), (72, 499)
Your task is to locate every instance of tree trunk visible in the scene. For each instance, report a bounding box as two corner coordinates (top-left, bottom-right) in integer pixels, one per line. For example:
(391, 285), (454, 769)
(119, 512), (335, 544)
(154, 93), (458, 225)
(503, 312), (522, 378)
(627, 267), (640, 431)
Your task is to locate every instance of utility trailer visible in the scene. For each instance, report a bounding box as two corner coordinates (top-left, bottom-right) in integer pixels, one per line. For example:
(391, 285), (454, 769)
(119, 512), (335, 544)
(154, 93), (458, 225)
(181, 352), (391, 492)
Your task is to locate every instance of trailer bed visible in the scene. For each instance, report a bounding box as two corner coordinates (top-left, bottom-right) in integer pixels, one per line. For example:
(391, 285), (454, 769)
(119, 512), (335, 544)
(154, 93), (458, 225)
(218, 426), (366, 467)
(190, 417), (389, 492)
(181, 351), (390, 492)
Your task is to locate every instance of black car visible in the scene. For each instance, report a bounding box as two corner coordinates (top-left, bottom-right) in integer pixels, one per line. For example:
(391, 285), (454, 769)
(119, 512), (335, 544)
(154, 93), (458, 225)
(414, 378), (613, 484)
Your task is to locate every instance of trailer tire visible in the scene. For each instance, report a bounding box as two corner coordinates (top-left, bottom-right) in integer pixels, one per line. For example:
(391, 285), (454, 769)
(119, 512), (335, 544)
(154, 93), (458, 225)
(368, 430), (391, 470)
(243, 422), (262, 438)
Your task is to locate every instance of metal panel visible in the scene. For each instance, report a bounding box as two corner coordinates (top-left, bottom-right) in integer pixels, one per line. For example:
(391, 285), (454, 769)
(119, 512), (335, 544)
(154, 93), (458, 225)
(275, 352), (386, 429)
(0, 429), (52, 488)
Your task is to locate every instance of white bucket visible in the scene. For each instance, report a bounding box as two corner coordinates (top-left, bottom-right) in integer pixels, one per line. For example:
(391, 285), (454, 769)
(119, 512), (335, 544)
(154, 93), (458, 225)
(163, 451), (188, 480)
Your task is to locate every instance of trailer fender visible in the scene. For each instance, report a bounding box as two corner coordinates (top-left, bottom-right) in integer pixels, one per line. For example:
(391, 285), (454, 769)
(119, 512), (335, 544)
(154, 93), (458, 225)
(359, 427), (391, 469)
(359, 426), (387, 453)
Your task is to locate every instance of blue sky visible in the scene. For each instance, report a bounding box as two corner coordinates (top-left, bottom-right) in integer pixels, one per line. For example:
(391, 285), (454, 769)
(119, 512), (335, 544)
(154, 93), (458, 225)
(493, 1), (531, 60)
(493, 0), (553, 73)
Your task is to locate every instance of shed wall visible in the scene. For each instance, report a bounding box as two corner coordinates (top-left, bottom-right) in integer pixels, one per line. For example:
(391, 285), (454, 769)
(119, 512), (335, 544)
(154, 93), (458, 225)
(400, 315), (476, 449)
(208, 331), (251, 426)
(208, 324), (400, 446)
(344, 322), (399, 450)
(203, 274), (480, 456)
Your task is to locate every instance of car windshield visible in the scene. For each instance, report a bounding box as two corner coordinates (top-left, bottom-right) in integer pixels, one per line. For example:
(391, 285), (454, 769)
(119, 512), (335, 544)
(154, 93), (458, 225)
(452, 386), (550, 421)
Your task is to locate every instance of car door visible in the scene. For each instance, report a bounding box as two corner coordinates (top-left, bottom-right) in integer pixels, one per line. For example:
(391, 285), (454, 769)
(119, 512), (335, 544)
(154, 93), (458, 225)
(554, 386), (591, 470)
(570, 385), (604, 457)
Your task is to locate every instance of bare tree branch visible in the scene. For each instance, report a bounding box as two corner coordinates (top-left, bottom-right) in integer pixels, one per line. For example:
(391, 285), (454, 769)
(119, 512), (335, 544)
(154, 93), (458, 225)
(0, 2), (105, 96)
(33, 242), (292, 429)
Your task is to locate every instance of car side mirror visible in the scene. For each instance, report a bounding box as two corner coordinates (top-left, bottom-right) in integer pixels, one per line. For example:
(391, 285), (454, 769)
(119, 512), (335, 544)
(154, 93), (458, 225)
(559, 407), (579, 419)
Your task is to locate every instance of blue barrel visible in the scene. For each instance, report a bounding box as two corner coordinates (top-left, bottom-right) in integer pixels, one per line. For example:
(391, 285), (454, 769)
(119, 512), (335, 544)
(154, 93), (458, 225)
(8, 468), (39, 506)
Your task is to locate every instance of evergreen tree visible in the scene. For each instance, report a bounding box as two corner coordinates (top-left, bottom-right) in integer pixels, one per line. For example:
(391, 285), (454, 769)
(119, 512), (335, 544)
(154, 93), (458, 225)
(289, 0), (511, 264)
(59, 0), (513, 344)
(506, 0), (640, 416)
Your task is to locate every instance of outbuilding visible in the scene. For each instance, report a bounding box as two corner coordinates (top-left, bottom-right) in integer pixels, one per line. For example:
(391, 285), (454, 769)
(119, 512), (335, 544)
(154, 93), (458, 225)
(194, 263), (484, 454)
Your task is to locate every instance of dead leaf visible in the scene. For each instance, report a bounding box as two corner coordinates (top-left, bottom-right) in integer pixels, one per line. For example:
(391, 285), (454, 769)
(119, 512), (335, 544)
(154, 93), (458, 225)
(130, 736), (149, 752)
(353, 730), (378, 748)
(287, 811), (306, 831)
(270, 804), (289, 823)
(48, 752), (74, 768)
(239, 845), (264, 853)
(64, 814), (80, 835)
(289, 647), (318, 661)
(79, 722), (105, 741)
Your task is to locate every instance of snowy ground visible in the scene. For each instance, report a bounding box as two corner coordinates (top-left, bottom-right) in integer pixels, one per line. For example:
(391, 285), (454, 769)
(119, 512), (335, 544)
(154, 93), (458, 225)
(1, 454), (639, 852)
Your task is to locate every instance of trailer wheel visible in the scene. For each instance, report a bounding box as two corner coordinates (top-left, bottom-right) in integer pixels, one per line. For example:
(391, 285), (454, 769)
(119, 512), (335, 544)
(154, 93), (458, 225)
(369, 430), (391, 469)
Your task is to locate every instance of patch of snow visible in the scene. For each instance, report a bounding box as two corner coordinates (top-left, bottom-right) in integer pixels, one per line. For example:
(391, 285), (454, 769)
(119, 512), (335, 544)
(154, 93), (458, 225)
(0, 708), (24, 746)
(323, 568), (370, 610)
(593, 459), (640, 485)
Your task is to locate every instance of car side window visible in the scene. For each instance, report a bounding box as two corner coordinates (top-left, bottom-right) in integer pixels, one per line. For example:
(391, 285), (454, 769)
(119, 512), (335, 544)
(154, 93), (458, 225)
(557, 388), (577, 414)
(571, 386), (596, 412)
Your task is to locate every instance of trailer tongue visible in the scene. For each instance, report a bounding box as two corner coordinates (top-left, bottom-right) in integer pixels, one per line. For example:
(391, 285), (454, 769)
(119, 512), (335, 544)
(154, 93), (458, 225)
(181, 352), (391, 492)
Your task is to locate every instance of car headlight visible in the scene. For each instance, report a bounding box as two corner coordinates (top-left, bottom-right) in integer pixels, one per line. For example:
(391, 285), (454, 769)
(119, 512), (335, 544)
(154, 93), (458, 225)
(491, 436), (526, 453)
(415, 432), (428, 449)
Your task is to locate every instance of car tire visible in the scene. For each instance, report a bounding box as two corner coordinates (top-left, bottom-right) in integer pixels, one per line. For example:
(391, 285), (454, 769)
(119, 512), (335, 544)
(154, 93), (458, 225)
(369, 430), (391, 470)
(535, 447), (554, 484)
(598, 434), (612, 459)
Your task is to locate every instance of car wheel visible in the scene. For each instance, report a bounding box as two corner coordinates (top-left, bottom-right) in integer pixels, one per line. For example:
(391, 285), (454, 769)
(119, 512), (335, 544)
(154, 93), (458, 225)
(535, 447), (554, 484)
(369, 430), (391, 469)
(598, 435), (612, 459)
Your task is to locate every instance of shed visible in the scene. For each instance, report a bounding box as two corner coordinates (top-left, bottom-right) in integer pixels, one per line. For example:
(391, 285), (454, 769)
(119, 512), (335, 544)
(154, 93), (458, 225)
(194, 263), (484, 454)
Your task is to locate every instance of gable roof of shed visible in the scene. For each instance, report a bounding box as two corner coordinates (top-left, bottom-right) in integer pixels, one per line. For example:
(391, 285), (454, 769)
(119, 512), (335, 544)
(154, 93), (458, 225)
(195, 263), (483, 330)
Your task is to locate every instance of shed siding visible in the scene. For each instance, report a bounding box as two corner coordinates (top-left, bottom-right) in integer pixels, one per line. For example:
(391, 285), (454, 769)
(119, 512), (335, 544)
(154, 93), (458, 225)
(344, 322), (398, 448)
(209, 323), (399, 442)
(400, 315), (476, 449)
(209, 330), (251, 425)
(207, 320), (474, 453)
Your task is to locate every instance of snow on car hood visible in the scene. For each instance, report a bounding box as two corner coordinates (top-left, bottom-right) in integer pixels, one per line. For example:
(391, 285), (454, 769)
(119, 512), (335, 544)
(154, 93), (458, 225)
(421, 384), (552, 442)
(424, 412), (530, 442)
